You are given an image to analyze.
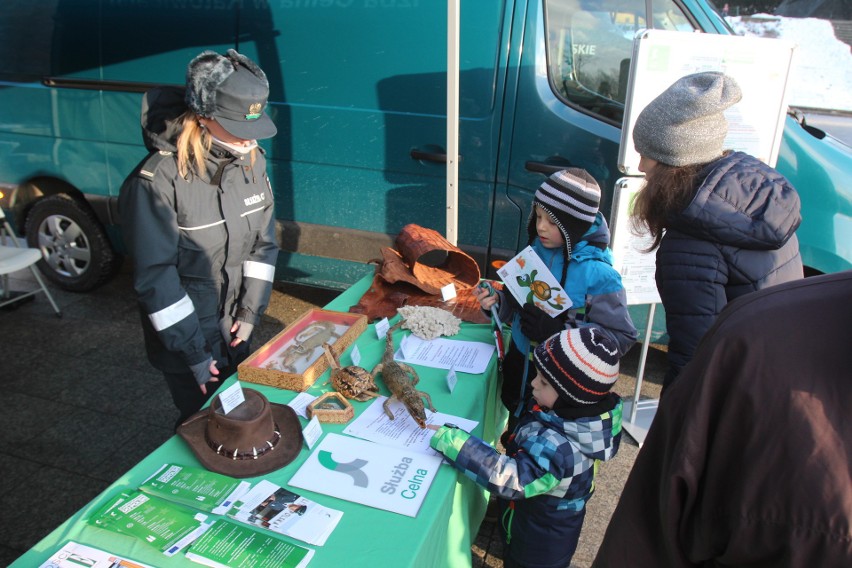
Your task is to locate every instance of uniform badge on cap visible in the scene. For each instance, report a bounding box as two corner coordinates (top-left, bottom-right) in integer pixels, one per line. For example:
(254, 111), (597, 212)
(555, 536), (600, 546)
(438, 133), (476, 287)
(245, 103), (262, 121)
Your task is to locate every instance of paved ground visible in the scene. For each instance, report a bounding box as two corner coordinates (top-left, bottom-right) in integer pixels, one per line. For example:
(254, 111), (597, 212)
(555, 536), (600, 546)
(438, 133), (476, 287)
(0, 260), (667, 567)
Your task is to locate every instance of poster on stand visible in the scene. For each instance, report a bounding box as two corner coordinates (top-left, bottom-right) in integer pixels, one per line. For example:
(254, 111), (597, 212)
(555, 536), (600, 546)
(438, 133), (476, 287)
(288, 433), (443, 517)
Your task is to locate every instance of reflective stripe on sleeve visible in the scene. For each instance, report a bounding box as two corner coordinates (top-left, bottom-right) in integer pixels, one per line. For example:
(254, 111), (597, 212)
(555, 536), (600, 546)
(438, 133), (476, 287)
(243, 260), (275, 282)
(148, 294), (195, 331)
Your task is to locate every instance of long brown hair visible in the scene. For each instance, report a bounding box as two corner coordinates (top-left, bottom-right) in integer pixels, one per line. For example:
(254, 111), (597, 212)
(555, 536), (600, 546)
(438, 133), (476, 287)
(630, 161), (709, 251)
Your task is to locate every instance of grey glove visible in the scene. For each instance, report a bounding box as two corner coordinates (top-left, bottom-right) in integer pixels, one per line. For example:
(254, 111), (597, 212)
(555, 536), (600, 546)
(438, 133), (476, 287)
(235, 321), (254, 342)
(189, 356), (215, 386)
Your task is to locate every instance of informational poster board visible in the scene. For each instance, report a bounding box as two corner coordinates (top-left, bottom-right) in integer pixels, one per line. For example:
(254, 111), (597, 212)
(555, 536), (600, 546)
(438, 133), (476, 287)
(609, 177), (660, 306)
(618, 29), (796, 175)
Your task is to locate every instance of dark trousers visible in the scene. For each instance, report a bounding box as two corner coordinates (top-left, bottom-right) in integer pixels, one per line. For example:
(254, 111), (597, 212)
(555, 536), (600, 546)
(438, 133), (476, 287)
(500, 344), (534, 436)
(499, 501), (585, 568)
(163, 342), (250, 431)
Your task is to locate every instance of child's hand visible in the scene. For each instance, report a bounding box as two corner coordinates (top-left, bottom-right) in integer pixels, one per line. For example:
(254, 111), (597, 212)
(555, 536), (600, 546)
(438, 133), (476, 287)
(474, 282), (498, 310)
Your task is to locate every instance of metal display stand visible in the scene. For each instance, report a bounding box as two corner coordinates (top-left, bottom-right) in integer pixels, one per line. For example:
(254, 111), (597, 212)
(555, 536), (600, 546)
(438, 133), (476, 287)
(609, 178), (661, 447)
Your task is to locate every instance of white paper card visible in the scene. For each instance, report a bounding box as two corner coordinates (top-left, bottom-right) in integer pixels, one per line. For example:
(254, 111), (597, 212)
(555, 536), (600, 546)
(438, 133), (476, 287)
(289, 433), (443, 517)
(446, 367), (458, 393)
(440, 282), (457, 301)
(496, 246), (571, 317)
(303, 416), (323, 450)
(288, 392), (318, 419)
(218, 381), (246, 415)
(394, 335), (495, 375)
(350, 344), (362, 366)
(375, 317), (390, 339)
(343, 396), (477, 456)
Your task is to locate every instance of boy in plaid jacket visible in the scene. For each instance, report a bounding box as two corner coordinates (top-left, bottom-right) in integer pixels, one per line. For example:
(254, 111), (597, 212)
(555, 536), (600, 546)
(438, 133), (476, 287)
(429, 327), (623, 568)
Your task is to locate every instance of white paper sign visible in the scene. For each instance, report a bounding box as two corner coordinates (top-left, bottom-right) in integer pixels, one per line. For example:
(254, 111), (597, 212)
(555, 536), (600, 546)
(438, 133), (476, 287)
(375, 318), (390, 339)
(350, 344), (362, 366)
(287, 392), (318, 419)
(394, 335), (495, 375)
(446, 367), (458, 393)
(497, 246), (571, 316)
(288, 433), (443, 517)
(303, 416), (323, 449)
(342, 397), (477, 456)
(440, 283), (457, 301)
(218, 381), (246, 415)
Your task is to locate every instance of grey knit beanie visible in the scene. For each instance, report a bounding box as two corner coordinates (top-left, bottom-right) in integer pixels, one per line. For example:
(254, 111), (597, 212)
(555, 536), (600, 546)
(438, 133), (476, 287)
(632, 72), (742, 167)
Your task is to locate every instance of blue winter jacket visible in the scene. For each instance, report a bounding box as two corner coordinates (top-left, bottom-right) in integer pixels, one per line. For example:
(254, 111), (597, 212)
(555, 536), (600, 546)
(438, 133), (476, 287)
(431, 397), (622, 567)
(497, 213), (638, 358)
(657, 151), (803, 384)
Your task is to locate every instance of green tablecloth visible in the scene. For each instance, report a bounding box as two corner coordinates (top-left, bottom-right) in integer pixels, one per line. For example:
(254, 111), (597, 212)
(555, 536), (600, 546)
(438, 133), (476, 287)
(13, 275), (507, 568)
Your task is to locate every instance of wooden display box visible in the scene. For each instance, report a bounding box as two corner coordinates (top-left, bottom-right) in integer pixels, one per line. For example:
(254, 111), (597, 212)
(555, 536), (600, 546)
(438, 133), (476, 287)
(238, 309), (367, 392)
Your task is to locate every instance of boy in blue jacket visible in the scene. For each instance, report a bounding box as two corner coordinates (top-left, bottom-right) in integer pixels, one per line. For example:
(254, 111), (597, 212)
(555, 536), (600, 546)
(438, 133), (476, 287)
(474, 168), (636, 439)
(429, 327), (623, 568)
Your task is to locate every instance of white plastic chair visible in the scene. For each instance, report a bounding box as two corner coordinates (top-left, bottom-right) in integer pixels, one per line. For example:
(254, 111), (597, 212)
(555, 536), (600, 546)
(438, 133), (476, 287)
(0, 206), (62, 317)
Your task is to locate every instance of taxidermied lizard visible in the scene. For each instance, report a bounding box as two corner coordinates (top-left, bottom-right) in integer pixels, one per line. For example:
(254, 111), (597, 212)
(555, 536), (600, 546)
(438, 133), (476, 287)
(371, 320), (436, 428)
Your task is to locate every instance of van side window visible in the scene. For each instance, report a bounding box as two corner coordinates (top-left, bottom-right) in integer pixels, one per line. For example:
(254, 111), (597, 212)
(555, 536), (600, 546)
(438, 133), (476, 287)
(544, 0), (693, 123)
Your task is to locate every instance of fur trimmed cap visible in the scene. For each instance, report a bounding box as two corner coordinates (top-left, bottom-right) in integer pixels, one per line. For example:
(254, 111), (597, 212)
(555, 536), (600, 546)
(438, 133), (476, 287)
(185, 49), (277, 140)
(632, 72), (741, 167)
(533, 327), (620, 407)
(526, 168), (601, 282)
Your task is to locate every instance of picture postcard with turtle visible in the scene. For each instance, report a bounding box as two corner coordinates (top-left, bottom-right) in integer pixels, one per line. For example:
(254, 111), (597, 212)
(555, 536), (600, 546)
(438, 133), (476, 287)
(497, 246), (571, 317)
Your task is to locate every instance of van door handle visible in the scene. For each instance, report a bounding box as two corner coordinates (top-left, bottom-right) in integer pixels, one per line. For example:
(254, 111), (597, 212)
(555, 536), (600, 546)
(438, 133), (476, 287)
(410, 149), (448, 163)
(525, 160), (572, 175)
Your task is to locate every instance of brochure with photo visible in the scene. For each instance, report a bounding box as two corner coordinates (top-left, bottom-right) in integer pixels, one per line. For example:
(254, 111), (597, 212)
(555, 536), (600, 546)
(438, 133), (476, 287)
(186, 519), (314, 568)
(496, 246), (571, 317)
(39, 541), (155, 568)
(288, 433), (443, 517)
(227, 480), (342, 546)
(139, 463), (251, 515)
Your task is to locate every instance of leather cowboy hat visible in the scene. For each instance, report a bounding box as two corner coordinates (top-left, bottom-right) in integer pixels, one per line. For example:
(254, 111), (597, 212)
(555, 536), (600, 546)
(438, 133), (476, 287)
(177, 388), (302, 479)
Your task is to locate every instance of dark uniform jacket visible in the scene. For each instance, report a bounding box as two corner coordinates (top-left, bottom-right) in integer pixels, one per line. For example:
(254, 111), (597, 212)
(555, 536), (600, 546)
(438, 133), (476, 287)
(119, 87), (278, 373)
(656, 151), (803, 385)
(593, 271), (852, 567)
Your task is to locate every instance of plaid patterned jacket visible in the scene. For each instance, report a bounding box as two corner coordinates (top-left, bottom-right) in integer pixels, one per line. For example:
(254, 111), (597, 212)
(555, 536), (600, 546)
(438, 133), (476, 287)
(431, 399), (622, 506)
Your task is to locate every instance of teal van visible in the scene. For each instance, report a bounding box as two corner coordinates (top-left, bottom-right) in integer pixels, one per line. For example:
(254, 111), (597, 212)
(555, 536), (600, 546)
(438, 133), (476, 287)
(1, 0), (850, 303)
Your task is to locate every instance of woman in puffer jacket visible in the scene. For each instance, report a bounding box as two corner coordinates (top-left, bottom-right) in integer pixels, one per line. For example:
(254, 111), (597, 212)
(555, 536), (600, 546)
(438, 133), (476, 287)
(630, 72), (802, 391)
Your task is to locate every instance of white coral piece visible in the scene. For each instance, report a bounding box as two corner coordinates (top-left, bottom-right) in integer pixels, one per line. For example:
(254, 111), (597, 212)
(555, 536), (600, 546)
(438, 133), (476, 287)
(397, 305), (462, 340)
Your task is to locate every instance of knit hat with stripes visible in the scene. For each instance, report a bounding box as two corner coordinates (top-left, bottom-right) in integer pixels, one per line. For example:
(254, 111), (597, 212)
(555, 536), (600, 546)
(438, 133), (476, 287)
(533, 327), (620, 407)
(527, 168), (601, 282)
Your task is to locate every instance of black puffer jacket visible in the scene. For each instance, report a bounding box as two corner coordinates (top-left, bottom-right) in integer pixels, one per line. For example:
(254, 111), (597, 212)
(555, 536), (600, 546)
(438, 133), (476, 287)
(656, 151), (802, 386)
(119, 86), (278, 374)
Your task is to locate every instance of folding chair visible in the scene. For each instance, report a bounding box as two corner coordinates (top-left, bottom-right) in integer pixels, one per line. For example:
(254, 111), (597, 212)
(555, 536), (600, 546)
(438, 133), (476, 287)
(0, 206), (62, 317)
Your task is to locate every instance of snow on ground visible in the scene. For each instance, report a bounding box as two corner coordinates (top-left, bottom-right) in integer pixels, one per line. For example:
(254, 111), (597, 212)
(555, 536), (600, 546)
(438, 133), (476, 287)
(727, 15), (852, 111)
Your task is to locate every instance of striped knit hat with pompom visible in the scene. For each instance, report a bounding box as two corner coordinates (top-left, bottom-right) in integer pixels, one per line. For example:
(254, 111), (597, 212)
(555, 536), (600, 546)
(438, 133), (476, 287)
(526, 168), (602, 283)
(533, 326), (620, 407)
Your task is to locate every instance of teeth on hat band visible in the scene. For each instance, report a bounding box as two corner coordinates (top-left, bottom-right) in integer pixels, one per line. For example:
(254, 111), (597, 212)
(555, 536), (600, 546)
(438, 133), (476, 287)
(206, 423), (281, 460)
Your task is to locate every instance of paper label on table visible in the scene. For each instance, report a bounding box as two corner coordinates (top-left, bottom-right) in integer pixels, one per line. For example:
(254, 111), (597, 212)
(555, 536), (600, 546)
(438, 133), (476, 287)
(375, 317), (390, 339)
(350, 344), (362, 366)
(218, 381), (245, 415)
(497, 246), (571, 317)
(342, 396), (477, 456)
(446, 367), (458, 393)
(303, 415), (322, 450)
(288, 433), (443, 517)
(287, 392), (318, 419)
(440, 282), (457, 301)
(394, 335), (495, 375)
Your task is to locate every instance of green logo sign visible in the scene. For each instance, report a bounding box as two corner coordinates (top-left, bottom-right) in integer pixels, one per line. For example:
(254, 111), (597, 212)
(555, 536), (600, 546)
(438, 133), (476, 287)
(318, 450), (369, 488)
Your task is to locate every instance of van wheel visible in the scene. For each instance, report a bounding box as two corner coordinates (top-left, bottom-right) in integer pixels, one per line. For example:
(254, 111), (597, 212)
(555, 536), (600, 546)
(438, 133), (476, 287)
(25, 194), (119, 292)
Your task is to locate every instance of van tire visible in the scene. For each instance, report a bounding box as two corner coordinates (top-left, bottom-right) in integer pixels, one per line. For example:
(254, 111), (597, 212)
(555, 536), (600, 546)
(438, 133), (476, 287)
(25, 194), (119, 292)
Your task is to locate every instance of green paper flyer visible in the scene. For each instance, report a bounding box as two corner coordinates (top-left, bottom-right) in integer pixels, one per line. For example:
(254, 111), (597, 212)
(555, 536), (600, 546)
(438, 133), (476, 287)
(140, 463), (251, 514)
(186, 519), (314, 568)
